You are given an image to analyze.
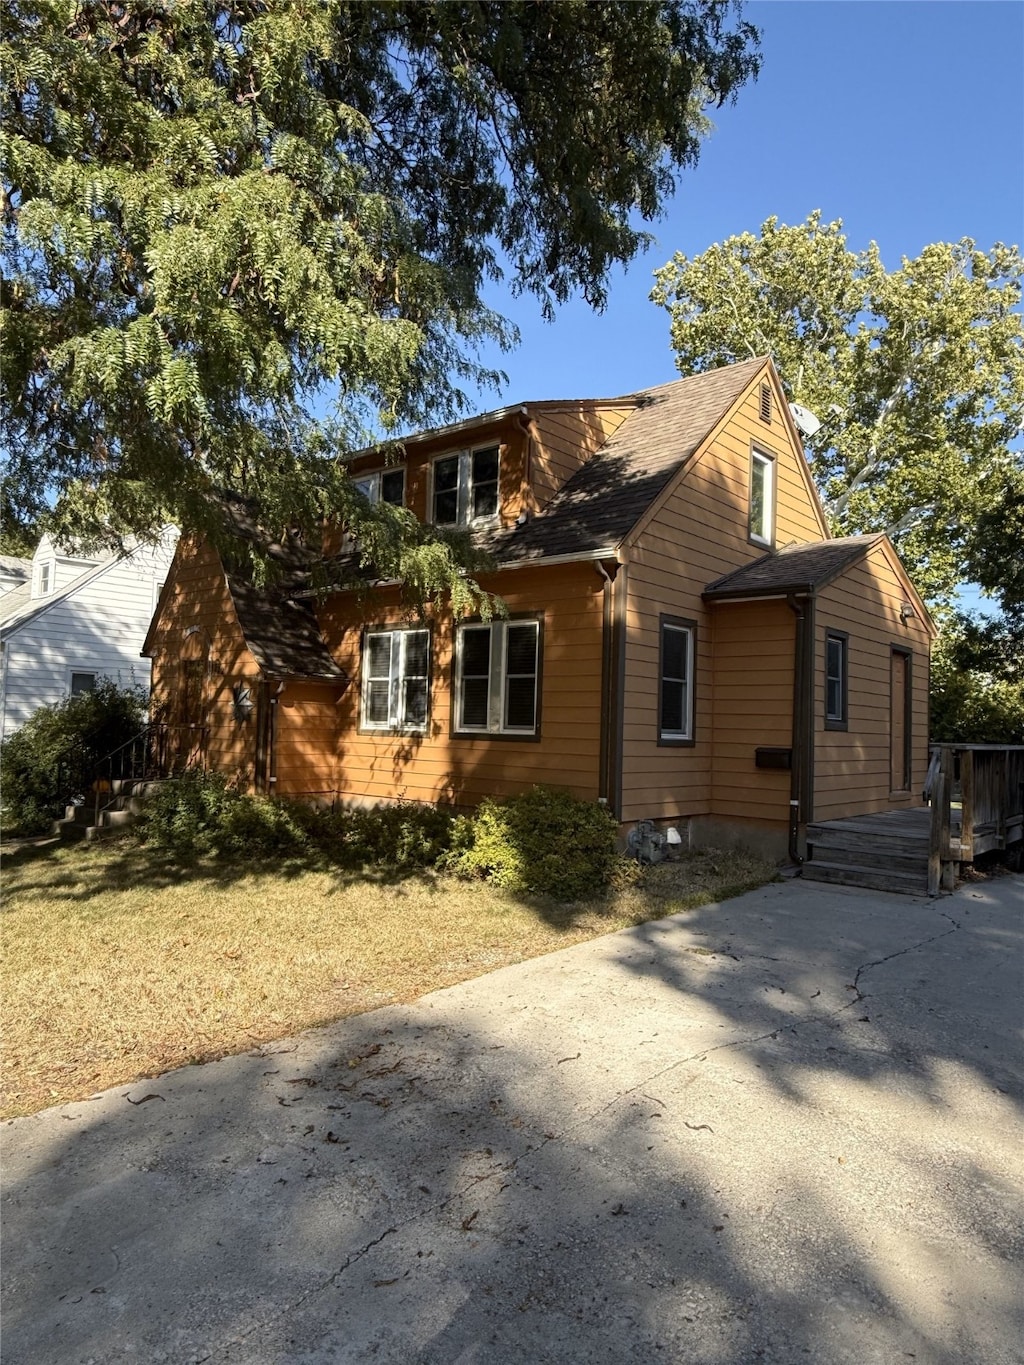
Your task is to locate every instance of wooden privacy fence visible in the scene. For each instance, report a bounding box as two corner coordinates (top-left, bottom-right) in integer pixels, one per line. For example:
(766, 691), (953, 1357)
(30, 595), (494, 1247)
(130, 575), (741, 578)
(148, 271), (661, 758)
(925, 744), (1024, 895)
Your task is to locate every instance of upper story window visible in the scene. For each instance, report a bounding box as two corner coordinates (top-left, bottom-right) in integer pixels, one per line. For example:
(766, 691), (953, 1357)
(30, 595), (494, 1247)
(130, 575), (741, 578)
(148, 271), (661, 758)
(353, 467), (405, 508)
(454, 618), (540, 736)
(749, 448), (775, 546)
(361, 627), (430, 732)
(33, 560), (54, 597)
(432, 446), (500, 527)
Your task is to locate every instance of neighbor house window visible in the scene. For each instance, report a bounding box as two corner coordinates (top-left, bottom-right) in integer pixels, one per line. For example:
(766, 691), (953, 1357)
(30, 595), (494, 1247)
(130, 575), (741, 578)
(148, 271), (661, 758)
(432, 446), (500, 526)
(825, 630), (849, 729)
(361, 628), (430, 732)
(69, 671), (97, 696)
(353, 467), (405, 508)
(659, 618), (695, 744)
(749, 449), (774, 546)
(34, 560), (54, 597)
(455, 618), (540, 736)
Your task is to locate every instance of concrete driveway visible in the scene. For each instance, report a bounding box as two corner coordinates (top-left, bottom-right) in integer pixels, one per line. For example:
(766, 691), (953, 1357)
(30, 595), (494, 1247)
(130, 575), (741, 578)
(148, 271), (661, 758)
(3, 875), (1022, 1365)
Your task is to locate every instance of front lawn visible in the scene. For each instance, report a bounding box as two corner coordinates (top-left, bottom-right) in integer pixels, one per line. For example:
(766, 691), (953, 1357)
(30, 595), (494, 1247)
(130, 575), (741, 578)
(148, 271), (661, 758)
(1, 837), (775, 1118)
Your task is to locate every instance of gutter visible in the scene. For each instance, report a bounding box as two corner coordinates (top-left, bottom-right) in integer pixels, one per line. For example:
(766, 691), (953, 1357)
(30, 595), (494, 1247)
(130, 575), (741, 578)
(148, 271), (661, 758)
(785, 593), (814, 865)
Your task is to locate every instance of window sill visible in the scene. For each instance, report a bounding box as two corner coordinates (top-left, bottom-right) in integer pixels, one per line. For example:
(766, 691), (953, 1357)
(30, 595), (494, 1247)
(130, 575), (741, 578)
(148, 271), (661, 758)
(452, 729), (541, 744)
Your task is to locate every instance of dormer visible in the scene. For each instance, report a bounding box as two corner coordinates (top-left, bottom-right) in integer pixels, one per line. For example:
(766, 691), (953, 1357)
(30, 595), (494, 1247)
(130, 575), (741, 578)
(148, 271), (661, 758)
(31, 534), (102, 598)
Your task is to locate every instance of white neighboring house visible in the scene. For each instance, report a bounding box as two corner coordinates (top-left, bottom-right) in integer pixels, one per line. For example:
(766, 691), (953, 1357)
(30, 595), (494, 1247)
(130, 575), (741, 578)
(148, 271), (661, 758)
(0, 527), (180, 739)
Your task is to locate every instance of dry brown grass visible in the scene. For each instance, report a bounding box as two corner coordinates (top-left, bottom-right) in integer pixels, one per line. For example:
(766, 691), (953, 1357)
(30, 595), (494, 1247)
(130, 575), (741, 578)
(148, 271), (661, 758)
(1, 836), (775, 1118)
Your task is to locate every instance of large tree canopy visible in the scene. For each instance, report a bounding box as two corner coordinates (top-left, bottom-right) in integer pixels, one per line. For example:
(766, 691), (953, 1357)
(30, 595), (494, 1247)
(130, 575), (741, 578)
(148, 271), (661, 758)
(1, 0), (760, 591)
(651, 213), (1024, 606)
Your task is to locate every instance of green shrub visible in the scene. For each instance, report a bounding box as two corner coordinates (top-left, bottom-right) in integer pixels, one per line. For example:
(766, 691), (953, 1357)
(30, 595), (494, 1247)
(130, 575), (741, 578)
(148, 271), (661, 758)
(0, 681), (146, 834)
(341, 801), (456, 870)
(137, 779), (454, 868)
(444, 786), (618, 900)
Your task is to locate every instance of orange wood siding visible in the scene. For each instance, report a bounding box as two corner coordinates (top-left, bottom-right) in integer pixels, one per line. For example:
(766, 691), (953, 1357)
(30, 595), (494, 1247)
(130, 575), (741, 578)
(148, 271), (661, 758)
(529, 405), (634, 513)
(708, 602), (794, 822)
(146, 537), (261, 784)
(314, 562), (604, 808)
(619, 377), (821, 826)
(273, 682), (342, 797)
(813, 543), (932, 821)
(344, 420), (529, 527)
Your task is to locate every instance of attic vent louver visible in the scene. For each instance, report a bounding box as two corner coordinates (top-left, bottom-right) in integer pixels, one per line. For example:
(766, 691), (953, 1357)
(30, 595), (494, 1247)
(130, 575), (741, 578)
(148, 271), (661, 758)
(759, 383), (772, 424)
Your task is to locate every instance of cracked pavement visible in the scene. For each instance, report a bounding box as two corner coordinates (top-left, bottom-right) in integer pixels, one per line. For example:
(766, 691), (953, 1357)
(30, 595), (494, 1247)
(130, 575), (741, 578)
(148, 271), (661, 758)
(3, 875), (1022, 1364)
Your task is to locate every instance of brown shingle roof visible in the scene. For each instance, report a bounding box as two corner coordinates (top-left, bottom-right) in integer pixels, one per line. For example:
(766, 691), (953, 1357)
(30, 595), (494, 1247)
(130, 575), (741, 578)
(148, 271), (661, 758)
(702, 535), (884, 600)
(481, 356), (769, 563)
(227, 578), (347, 682)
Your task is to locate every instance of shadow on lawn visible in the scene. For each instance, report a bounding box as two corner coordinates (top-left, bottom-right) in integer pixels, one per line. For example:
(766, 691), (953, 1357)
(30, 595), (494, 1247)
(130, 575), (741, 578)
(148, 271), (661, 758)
(2, 877), (1021, 1364)
(0, 831), (626, 934)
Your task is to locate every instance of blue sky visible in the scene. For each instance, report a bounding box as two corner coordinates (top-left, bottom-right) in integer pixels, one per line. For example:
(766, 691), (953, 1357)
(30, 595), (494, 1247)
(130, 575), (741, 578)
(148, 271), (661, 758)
(468, 0), (1024, 408)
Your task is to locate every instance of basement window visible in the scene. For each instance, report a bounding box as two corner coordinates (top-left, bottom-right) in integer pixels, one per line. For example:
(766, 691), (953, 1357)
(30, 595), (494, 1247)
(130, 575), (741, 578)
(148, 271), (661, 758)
(360, 628), (430, 732)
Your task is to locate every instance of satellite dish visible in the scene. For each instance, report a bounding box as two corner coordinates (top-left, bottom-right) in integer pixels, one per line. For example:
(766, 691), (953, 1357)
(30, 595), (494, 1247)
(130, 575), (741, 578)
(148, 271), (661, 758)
(789, 402), (822, 438)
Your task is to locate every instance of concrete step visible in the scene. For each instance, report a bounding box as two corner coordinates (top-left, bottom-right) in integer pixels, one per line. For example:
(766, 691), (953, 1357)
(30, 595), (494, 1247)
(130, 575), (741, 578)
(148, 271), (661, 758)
(801, 860), (927, 896)
(52, 816), (89, 841)
(98, 808), (134, 829)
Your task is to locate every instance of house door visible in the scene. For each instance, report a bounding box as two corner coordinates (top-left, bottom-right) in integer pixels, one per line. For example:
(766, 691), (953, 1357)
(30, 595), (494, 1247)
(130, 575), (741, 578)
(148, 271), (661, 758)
(890, 649), (911, 793)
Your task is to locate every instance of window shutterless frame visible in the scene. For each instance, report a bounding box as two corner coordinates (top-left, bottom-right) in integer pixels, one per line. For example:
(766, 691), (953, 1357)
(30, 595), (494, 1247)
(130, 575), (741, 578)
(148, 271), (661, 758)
(452, 616), (542, 739)
(352, 467), (406, 508)
(359, 626), (431, 733)
(657, 615), (696, 746)
(68, 670), (97, 697)
(430, 445), (501, 528)
(824, 628), (849, 730)
(749, 446), (776, 547)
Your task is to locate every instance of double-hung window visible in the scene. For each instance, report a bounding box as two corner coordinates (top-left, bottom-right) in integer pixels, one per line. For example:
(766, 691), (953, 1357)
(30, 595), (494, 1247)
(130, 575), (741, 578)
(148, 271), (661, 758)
(432, 446), (500, 527)
(659, 618), (695, 744)
(825, 630), (849, 729)
(361, 628), (430, 732)
(34, 560), (54, 597)
(749, 449), (775, 546)
(455, 618), (540, 736)
(353, 467), (405, 508)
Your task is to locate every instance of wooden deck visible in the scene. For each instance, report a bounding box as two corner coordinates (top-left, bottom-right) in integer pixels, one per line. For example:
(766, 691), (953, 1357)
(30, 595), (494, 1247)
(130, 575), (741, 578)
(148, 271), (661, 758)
(802, 808), (937, 896)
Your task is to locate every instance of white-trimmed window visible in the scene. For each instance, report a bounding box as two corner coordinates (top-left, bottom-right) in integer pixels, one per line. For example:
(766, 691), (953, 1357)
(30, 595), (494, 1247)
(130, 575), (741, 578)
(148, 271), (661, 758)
(69, 670), (97, 697)
(353, 467), (405, 508)
(750, 449), (775, 546)
(825, 630), (849, 729)
(455, 619), (540, 735)
(33, 560), (54, 597)
(360, 628), (430, 732)
(659, 619), (695, 744)
(432, 446), (500, 527)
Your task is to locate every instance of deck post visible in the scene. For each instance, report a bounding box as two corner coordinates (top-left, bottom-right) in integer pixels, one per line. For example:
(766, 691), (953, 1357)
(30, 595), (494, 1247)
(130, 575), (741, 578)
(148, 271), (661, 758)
(959, 748), (975, 866)
(928, 747), (952, 897)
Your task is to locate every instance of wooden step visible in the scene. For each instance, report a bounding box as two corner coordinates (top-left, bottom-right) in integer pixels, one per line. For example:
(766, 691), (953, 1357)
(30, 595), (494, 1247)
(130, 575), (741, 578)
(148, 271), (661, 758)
(801, 860), (926, 896)
(806, 825), (928, 857)
(807, 838), (928, 874)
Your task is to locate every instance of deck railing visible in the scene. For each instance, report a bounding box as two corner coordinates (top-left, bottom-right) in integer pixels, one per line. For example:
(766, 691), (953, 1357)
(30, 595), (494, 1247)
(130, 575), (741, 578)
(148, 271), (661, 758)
(925, 744), (1024, 895)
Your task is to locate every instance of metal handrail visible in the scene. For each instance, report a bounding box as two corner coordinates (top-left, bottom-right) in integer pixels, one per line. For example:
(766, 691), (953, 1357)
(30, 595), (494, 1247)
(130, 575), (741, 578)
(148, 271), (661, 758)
(91, 722), (209, 826)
